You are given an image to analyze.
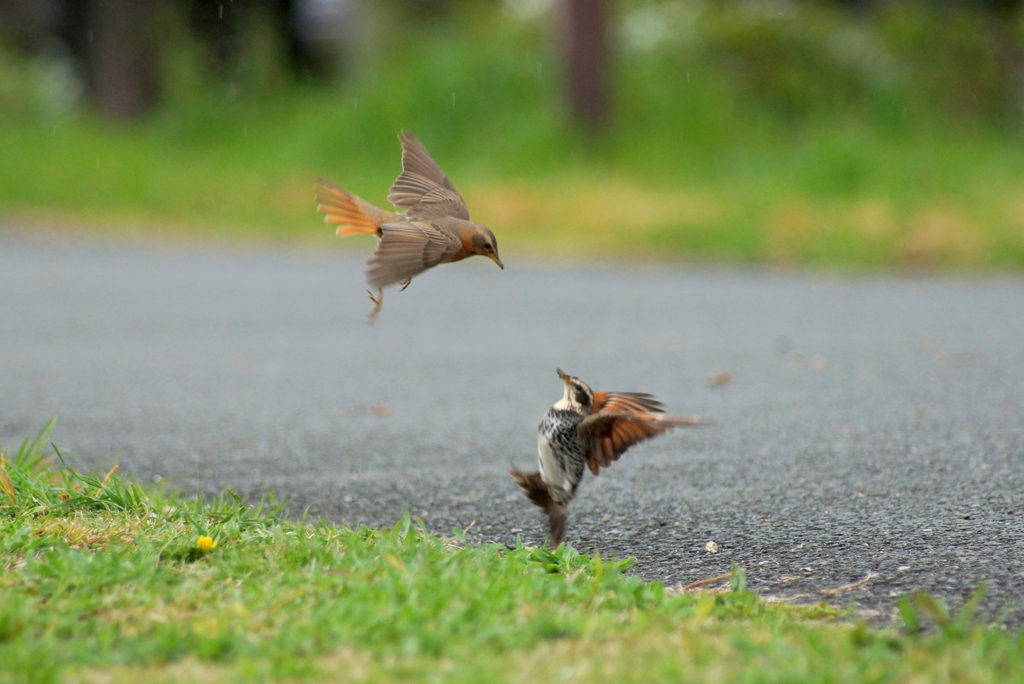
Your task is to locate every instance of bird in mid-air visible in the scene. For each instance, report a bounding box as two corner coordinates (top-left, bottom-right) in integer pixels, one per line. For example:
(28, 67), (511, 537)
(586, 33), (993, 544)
(315, 130), (503, 324)
(511, 369), (706, 547)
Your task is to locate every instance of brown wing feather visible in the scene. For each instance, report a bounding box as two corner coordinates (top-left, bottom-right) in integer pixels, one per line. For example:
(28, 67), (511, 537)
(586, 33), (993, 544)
(365, 221), (461, 289)
(592, 391), (665, 415)
(579, 411), (704, 476)
(387, 131), (470, 220)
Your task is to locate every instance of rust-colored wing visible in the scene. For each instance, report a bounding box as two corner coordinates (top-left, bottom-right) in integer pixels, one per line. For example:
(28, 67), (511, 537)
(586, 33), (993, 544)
(592, 391), (664, 415)
(364, 221), (462, 290)
(387, 131), (470, 220)
(577, 411), (703, 476)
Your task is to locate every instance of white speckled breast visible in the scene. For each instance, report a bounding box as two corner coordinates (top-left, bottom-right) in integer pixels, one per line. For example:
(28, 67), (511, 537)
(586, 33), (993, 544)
(536, 408), (588, 500)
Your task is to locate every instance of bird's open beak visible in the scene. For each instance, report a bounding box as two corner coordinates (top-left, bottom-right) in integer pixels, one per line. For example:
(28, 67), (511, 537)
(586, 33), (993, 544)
(556, 368), (571, 383)
(488, 253), (504, 270)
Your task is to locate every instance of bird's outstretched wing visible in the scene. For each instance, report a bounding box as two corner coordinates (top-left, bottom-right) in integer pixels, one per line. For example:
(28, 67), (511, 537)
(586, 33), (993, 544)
(387, 131), (470, 220)
(365, 221), (462, 290)
(577, 410), (703, 476)
(592, 391), (665, 415)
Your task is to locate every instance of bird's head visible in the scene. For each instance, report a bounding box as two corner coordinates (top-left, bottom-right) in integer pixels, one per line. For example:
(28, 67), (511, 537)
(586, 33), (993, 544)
(555, 368), (594, 411)
(470, 225), (503, 270)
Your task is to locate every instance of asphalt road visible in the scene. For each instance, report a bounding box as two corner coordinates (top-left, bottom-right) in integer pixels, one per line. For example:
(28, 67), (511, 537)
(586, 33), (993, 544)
(2, 230), (1023, 623)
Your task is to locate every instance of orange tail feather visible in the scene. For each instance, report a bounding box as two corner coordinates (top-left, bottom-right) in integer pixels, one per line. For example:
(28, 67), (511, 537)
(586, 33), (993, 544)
(315, 179), (380, 237)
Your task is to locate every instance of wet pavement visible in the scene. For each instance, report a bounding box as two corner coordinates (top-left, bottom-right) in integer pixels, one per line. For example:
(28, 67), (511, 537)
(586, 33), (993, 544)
(2, 231), (1022, 623)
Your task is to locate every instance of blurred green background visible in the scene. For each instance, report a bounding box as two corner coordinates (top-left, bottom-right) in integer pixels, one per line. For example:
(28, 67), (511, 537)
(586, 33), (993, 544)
(2, 0), (1024, 268)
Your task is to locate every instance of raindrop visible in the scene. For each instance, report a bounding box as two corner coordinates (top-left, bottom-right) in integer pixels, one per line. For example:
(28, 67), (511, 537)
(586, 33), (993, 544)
(87, 29), (94, 43)
(353, 96), (358, 109)
(538, 62), (542, 75)
(52, 125), (57, 136)
(219, 3), (224, 19)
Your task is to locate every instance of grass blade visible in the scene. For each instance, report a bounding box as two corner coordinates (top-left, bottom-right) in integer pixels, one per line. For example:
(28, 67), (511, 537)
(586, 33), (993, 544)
(0, 452), (16, 505)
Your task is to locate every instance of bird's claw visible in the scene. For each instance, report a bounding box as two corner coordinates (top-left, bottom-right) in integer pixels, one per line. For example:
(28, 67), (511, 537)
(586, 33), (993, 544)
(366, 288), (383, 325)
(399, 278), (412, 292)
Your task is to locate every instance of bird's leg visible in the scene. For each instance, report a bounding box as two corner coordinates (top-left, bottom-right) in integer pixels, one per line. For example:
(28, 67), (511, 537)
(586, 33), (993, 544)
(510, 470), (570, 548)
(547, 504), (568, 548)
(366, 287), (383, 326)
(399, 278), (412, 292)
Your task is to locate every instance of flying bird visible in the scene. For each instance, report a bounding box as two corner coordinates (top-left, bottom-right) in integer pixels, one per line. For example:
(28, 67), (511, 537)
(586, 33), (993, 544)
(511, 369), (706, 547)
(316, 131), (503, 324)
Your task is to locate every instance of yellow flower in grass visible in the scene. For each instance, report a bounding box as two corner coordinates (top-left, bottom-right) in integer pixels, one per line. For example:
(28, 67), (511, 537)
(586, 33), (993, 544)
(197, 535), (218, 553)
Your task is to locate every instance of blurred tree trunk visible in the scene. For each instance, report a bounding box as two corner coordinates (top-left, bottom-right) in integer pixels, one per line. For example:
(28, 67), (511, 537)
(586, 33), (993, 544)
(87, 0), (161, 120)
(562, 0), (608, 131)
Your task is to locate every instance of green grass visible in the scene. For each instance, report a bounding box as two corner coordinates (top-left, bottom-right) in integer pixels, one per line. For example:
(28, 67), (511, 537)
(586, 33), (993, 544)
(2, 417), (1024, 683)
(3, 2), (1024, 268)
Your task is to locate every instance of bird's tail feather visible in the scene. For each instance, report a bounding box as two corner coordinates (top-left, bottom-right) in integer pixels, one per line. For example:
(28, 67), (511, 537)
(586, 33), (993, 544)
(510, 469), (551, 510)
(315, 179), (393, 236)
(510, 469), (568, 548)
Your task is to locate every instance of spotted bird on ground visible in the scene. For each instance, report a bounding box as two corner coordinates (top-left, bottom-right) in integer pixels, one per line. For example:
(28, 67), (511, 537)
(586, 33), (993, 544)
(316, 131), (504, 324)
(512, 369), (706, 547)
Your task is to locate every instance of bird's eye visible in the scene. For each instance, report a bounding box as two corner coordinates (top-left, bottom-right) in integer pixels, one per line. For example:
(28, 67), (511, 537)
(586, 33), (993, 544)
(484, 242), (492, 250)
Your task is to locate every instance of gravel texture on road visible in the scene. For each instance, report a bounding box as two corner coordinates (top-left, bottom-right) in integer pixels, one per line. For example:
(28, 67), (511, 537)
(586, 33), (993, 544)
(2, 231), (1022, 623)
